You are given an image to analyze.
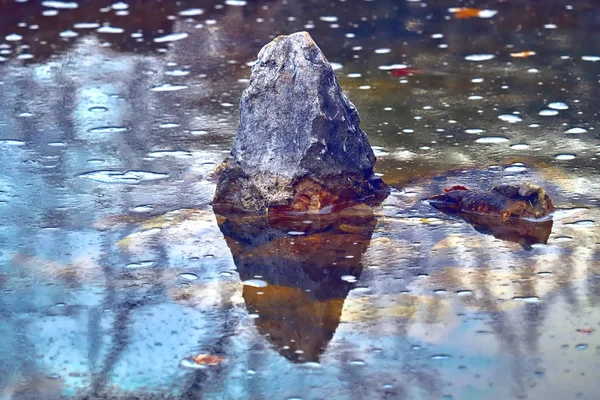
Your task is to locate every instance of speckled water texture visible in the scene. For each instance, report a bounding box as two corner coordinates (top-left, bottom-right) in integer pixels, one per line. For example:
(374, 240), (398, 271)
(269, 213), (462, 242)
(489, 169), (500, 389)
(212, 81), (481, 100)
(0, 1), (599, 399)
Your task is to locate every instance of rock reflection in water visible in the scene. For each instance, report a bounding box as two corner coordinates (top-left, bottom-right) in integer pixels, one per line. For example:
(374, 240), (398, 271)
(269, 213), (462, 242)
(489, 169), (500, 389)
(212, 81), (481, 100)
(216, 204), (377, 363)
(436, 211), (553, 250)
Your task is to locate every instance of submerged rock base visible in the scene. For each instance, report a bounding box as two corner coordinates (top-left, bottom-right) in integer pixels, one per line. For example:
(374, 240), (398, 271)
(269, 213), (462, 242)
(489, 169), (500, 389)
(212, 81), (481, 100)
(213, 31), (388, 214)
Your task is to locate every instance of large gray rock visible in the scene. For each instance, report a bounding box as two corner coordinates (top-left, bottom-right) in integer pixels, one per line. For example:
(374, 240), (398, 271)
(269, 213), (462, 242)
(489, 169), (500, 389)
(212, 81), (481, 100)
(213, 31), (388, 214)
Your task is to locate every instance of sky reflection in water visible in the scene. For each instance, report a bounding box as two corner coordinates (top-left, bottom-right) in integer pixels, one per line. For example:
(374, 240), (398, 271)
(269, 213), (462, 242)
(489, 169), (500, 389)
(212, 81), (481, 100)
(0, 0), (599, 399)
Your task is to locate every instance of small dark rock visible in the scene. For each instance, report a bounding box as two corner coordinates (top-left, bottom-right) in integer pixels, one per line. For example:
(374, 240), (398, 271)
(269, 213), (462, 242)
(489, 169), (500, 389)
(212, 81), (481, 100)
(427, 182), (555, 220)
(427, 182), (555, 248)
(213, 31), (388, 214)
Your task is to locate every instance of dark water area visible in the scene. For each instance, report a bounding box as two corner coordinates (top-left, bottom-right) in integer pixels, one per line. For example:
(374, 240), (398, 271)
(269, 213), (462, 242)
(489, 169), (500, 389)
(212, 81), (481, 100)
(0, 0), (599, 399)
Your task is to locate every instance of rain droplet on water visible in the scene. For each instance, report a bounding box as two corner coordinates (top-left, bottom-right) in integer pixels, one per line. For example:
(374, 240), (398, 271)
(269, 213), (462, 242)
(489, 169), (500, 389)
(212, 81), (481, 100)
(511, 143), (529, 150)
(151, 84), (188, 92)
(475, 137), (509, 144)
(431, 354), (451, 360)
(465, 54), (495, 61)
(555, 154), (576, 160)
(548, 102), (568, 110)
(179, 8), (205, 16)
(539, 109), (559, 116)
(154, 32), (189, 43)
(565, 127), (587, 134)
(498, 114), (522, 123)
(512, 296), (540, 303)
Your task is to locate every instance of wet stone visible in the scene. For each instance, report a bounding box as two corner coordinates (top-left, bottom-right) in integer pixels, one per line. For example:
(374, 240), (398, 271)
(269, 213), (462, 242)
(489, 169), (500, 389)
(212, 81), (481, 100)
(213, 31), (388, 214)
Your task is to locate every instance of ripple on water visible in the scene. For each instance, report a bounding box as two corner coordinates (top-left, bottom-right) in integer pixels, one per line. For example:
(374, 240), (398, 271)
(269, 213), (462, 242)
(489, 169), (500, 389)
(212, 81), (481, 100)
(78, 170), (169, 184)
(88, 126), (129, 133)
(88, 106), (108, 112)
(179, 273), (199, 281)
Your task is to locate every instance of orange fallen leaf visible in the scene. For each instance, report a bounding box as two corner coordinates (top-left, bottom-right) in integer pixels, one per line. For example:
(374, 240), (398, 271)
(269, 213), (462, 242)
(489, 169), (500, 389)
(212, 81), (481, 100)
(510, 51), (536, 58)
(450, 7), (498, 19)
(192, 354), (226, 366)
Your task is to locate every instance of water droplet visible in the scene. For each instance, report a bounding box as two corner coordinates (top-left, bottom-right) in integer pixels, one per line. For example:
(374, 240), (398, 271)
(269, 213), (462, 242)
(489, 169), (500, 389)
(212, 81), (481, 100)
(537, 271), (552, 277)
(375, 48), (391, 54)
(5, 34), (23, 41)
(341, 275), (357, 283)
(243, 279), (268, 288)
(0, 140), (26, 146)
(548, 102), (568, 110)
(434, 289), (447, 294)
(465, 128), (484, 134)
(465, 54), (495, 61)
(132, 205), (153, 213)
(512, 296), (540, 303)
(96, 26), (125, 34)
(88, 126), (129, 133)
(179, 273), (199, 281)
(511, 143), (529, 150)
(576, 344), (588, 350)
(225, 0), (247, 5)
(112, 2), (129, 10)
(378, 64), (407, 70)
(154, 32), (189, 43)
(74, 22), (100, 29)
(539, 109), (559, 116)
(476, 137), (509, 144)
(555, 154), (576, 160)
(59, 30), (78, 38)
(456, 290), (473, 296)
(287, 231), (306, 235)
(498, 114), (522, 123)
(42, 1), (78, 9)
(431, 354), (451, 360)
(565, 127), (587, 134)
(582, 55), (600, 62)
(180, 8), (205, 16)
(151, 84), (188, 92)
(165, 70), (190, 76)
(349, 360), (366, 366)
(158, 122), (180, 129)
(191, 130), (208, 136)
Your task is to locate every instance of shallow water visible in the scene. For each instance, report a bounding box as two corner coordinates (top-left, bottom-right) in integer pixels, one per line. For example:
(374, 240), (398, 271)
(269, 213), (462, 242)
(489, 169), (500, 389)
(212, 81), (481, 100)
(1, 1), (599, 399)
